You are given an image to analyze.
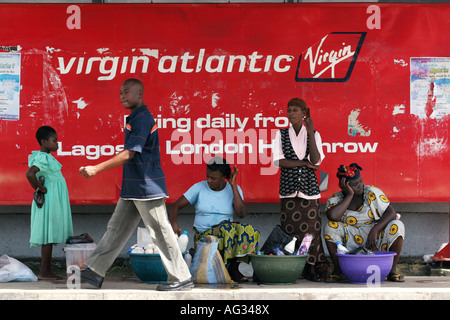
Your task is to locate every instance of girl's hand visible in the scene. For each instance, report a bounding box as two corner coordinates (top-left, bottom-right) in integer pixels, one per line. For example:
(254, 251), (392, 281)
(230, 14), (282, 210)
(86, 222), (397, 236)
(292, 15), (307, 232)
(38, 186), (47, 194)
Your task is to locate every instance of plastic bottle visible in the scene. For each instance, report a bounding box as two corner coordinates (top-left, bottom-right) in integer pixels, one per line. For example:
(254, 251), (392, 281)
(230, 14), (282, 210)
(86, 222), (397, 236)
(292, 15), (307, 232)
(284, 237), (297, 254)
(177, 230), (189, 252)
(275, 248), (285, 256)
(184, 252), (192, 268)
(297, 234), (313, 255)
(178, 230), (189, 252)
(336, 241), (349, 254)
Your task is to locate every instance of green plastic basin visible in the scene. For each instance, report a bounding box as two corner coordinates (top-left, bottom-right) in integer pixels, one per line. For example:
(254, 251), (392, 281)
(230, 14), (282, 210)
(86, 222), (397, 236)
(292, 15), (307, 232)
(250, 254), (308, 284)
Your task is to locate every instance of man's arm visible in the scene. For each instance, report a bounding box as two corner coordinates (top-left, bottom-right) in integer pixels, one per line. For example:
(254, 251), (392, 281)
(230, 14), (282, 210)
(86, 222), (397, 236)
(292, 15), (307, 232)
(79, 149), (136, 178)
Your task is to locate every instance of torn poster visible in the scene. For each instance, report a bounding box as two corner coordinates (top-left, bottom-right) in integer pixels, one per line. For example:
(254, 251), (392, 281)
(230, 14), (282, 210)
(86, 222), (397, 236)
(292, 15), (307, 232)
(410, 57), (450, 121)
(0, 53), (21, 120)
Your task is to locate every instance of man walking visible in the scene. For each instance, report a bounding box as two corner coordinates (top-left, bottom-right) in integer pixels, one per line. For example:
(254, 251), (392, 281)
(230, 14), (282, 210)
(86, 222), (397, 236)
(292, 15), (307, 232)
(79, 78), (193, 291)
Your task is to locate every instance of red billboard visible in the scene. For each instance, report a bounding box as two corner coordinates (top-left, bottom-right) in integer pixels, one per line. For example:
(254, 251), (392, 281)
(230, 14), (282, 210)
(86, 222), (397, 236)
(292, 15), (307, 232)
(0, 3), (449, 205)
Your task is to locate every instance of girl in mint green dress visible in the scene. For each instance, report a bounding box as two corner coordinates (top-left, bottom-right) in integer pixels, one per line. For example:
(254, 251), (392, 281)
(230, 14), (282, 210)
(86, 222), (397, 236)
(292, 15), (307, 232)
(26, 126), (73, 280)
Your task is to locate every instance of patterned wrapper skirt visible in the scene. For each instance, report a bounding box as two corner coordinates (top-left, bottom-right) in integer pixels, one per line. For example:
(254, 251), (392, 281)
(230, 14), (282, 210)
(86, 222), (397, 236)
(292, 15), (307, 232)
(280, 198), (327, 266)
(194, 221), (261, 264)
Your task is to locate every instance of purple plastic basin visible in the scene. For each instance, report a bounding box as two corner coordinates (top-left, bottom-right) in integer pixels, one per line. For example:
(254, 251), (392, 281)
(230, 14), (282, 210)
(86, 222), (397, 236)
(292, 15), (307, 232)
(337, 251), (397, 284)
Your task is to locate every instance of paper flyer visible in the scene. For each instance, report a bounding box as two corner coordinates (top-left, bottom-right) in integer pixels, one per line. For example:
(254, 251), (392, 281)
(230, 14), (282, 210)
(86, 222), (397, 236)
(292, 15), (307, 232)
(0, 53), (21, 120)
(410, 57), (450, 120)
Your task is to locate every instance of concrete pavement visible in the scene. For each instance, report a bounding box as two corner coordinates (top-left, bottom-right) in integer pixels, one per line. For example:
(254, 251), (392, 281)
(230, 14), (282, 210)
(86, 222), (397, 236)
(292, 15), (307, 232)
(1, 276), (450, 300)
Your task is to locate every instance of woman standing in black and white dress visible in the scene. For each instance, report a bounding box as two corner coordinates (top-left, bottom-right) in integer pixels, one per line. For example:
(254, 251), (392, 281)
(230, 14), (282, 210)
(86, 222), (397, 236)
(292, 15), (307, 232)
(273, 98), (328, 281)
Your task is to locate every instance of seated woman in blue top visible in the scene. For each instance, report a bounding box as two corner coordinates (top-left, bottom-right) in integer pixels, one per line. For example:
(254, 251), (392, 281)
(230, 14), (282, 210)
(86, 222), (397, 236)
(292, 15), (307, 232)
(169, 157), (261, 282)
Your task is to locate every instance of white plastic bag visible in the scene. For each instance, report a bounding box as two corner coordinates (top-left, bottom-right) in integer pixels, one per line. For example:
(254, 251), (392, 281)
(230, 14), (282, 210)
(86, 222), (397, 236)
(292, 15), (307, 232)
(0, 254), (38, 282)
(137, 227), (153, 248)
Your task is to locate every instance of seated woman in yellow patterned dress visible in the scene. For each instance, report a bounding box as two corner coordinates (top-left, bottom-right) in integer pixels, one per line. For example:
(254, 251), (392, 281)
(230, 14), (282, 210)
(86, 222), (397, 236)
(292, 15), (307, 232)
(323, 163), (405, 282)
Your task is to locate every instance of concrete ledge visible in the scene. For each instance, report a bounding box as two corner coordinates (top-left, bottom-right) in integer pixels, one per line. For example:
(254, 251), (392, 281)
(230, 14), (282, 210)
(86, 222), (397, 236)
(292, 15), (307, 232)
(2, 276), (450, 301)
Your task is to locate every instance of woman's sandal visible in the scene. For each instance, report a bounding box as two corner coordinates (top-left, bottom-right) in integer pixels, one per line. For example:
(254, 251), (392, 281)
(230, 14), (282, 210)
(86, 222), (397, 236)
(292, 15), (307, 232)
(325, 273), (346, 283)
(230, 273), (249, 283)
(387, 273), (405, 282)
(306, 272), (325, 282)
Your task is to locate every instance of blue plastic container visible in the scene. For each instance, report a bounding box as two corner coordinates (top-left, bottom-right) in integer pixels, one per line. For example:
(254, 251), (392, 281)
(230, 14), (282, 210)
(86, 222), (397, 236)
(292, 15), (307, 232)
(129, 253), (168, 283)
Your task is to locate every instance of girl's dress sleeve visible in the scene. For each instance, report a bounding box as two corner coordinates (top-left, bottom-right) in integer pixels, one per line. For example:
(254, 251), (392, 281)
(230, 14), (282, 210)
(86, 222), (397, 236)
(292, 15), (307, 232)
(28, 151), (62, 172)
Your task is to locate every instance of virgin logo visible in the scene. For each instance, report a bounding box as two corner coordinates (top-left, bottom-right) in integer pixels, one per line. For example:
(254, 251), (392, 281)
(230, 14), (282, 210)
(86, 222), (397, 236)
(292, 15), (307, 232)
(295, 32), (366, 82)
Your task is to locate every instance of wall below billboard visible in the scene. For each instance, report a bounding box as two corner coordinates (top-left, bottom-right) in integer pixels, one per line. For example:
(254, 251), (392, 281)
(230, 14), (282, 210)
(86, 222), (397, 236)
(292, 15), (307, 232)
(0, 3), (449, 205)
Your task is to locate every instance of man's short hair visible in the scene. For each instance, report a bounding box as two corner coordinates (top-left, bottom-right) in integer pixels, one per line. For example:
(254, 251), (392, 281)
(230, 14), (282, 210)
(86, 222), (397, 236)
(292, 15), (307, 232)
(123, 78), (144, 91)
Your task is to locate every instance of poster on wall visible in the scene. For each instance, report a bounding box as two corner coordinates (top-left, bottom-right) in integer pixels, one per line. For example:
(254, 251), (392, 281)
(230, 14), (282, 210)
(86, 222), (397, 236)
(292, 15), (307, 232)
(0, 3), (448, 205)
(410, 57), (450, 120)
(0, 53), (21, 120)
